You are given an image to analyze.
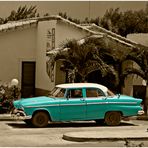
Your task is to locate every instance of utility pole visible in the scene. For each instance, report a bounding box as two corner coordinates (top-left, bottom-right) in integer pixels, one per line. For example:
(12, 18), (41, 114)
(88, 0), (91, 24)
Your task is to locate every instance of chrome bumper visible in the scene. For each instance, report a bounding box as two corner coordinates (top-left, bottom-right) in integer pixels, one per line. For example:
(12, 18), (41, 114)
(138, 110), (145, 115)
(11, 109), (31, 120)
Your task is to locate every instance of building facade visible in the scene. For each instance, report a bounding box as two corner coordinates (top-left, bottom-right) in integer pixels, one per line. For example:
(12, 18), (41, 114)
(0, 16), (146, 98)
(0, 16), (94, 97)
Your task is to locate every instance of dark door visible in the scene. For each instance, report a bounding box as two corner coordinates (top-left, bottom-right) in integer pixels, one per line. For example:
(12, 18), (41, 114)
(133, 85), (146, 103)
(21, 62), (36, 98)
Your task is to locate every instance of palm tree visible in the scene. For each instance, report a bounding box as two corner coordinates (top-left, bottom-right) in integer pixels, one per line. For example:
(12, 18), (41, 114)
(6, 5), (37, 22)
(47, 37), (118, 89)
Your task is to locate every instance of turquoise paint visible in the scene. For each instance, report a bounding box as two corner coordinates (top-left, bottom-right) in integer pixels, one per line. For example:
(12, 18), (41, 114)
(13, 88), (143, 122)
(59, 98), (86, 121)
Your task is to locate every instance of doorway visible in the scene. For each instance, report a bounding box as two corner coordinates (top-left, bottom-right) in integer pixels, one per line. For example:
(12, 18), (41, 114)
(133, 85), (146, 103)
(21, 61), (36, 98)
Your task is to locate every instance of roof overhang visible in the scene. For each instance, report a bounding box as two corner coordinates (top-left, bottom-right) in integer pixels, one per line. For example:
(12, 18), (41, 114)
(0, 20), (37, 33)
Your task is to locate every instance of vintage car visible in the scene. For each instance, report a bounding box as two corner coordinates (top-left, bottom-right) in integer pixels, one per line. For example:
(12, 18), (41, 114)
(11, 83), (144, 127)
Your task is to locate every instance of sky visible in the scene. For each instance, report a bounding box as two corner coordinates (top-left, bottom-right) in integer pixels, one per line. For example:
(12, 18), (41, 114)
(0, 1), (147, 20)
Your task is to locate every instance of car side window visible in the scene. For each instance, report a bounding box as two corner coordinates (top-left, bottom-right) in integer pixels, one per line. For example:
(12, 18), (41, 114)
(86, 88), (105, 98)
(67, 89), (83, 99)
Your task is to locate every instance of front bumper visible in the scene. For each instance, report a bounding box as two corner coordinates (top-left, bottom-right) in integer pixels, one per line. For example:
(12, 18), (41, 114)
(11, 108), (31, 120)
(138, 110), (145, 115)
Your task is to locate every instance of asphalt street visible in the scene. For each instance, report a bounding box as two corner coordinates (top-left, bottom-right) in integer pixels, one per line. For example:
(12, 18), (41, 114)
(0, 119), (148, 147)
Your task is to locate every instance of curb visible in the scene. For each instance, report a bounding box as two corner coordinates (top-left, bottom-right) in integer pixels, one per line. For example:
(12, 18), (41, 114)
(63, 134), (148, 142)
(129, 116), (148, 120)
(0, 114), (14, 121)
(137, 116), (148, 120)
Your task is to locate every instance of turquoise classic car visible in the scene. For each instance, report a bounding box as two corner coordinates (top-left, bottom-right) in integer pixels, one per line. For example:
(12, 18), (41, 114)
(11, 83), (144, 128)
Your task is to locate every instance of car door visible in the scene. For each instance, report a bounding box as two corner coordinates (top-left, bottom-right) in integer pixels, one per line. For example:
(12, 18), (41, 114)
(59, 88), (86, 121)
(85, 88), (108, 120)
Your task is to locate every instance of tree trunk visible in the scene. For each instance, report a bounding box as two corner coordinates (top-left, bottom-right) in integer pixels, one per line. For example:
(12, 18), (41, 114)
(81, 76), (86, 82)
(118, 62), (122, 94)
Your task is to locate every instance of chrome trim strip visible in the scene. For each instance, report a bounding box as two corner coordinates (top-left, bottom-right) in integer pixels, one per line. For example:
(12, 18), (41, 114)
(87, 102), (108, 105)
(87, 102), (137, 105)
(26, 104), (85, 108)
(26, 104), (59, 108)
(25, 101), (137, 108)
(60, 104), (85, 106)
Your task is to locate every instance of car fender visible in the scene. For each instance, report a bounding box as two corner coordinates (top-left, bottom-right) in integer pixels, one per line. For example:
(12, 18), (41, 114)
(32, 108), (52, 121)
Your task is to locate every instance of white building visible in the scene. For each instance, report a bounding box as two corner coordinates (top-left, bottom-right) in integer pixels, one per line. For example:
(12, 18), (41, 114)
(0, 15), (146, 98)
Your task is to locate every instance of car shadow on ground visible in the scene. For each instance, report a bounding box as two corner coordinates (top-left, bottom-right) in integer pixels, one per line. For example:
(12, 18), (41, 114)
(7, 121), (137, 129)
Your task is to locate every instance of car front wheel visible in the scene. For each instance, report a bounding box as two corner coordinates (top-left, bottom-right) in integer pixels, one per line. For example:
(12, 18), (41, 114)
(32, 112), (49, 128)
(105, 111), (121, 126)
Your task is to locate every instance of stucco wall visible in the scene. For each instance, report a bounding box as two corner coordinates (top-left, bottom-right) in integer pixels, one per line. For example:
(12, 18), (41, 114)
(0, 19), (95, 95)
(127, 33), (148, 47)
(0, 26), (37, 87)
(36, 20), (56, 91)
(36, 20), (91, 91)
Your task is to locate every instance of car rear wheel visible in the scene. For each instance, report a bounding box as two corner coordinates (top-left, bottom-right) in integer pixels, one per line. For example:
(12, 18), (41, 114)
(105, 111), (121, 126)
(32, 112), (49, 128)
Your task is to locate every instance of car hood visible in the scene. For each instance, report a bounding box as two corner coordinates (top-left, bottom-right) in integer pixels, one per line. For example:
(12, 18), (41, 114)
(13, 96), (56, 108)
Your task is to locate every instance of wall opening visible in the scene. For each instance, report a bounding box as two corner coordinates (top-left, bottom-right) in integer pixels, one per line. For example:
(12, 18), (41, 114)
(21, 61), (36, 98)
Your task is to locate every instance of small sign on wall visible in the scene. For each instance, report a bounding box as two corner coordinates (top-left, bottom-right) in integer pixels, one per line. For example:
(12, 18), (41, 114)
(50, 65), (54, 82)
(46, 28), (55, 82)
(46, 28), (55, 52)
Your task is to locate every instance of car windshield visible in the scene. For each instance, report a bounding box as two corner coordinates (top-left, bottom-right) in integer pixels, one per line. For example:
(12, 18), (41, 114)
(49, 87), (66, 98)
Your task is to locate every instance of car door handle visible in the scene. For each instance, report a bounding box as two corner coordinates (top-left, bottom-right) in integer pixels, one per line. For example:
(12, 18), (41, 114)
(80, 98), (85, 101)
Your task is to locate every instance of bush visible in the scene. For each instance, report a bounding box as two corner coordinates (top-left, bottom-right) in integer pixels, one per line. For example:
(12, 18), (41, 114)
(0, 82), (21, 113)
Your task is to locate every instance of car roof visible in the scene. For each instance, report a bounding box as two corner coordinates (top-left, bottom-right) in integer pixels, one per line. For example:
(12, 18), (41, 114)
(56, 83), (108, 92)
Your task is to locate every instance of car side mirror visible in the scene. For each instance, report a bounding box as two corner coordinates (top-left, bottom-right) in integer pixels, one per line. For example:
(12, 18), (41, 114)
(118, 94), (121, 99)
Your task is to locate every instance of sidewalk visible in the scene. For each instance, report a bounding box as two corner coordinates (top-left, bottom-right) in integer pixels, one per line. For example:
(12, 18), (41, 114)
(0, 113), (13, 121)
(63, 125), (148, 142)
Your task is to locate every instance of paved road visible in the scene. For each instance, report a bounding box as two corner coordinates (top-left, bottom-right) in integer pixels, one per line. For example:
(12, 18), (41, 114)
(0, 119), (147, 147)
